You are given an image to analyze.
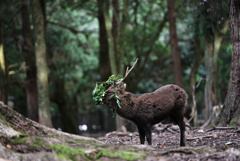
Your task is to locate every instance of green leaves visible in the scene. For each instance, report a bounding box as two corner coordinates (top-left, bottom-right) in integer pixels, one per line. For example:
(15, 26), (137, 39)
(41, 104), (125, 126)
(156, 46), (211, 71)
(92, 75), (123, 104)
(92, 83), (106, 104)
(105, 75), (123, 85)
(114, 94), (121, 109)
(92, 75), (123, 117)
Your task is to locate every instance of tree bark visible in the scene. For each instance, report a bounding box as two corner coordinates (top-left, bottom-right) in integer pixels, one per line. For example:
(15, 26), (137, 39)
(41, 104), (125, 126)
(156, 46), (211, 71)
(0, 4), (8, 104)
(97, 0), (118, 131)
(212, 20), (229, 106)
(31, 0), (52, 127)
(22, 0), (39, 122)
(104, 1), (117, 75)
(97, 0), (111, 81)
(167, 0), (183, 88)
(110, 0), (128, 132)
(204, 39), (214, 122)
(118, 0), (128, 75)
(188, 24), (204, 105)
(112, 0), (119, 72)
(216, 0), (240, 126)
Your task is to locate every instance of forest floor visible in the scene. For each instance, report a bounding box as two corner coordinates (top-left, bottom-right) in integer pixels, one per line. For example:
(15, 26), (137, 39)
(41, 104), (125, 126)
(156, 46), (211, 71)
(98, 123), (240, 160)
(1, 102), (240, 160)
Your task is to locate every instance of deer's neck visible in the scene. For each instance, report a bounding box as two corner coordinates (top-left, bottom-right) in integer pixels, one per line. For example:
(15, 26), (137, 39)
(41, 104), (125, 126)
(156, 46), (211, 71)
(114, 91), (137, 120)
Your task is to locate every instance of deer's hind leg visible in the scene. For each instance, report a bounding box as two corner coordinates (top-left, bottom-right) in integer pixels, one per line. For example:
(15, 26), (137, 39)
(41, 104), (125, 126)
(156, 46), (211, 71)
(170, 108), (185, 146)
(137, 125), (145, 144)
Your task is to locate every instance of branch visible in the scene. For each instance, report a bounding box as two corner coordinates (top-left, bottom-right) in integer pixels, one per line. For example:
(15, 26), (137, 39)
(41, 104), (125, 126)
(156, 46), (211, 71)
(47, 20), (97, 34)
(206, 125), (237, 132)
(187, 78), (205, 124)
(186, 135), (214, 141)
(117, 58), (138, 84)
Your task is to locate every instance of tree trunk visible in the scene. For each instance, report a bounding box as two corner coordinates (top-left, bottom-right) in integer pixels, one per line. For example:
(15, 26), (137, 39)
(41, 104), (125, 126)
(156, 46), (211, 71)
(51, 77), (79, 134)
(0, 6), (8, 104)
(31, 0), (52, 127)
(112, 0), (119, 72)
(216, 0), (240, 126)
(188, 18), (204, 105)
(110, 0), (128, 132)
(22, 0), (39, 122)
(104, 1), (117, 75)
(212, 20), (229, 106)
(204, 39), (214, 122)
(97, 0), (117, 131)
(97, 0), (111, 81)
(167, 0), (183, 88)
(118, 0), (128, 75)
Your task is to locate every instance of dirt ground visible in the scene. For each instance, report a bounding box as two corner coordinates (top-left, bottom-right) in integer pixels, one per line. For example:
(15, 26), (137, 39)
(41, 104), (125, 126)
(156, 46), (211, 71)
(98, 123), (240, 160)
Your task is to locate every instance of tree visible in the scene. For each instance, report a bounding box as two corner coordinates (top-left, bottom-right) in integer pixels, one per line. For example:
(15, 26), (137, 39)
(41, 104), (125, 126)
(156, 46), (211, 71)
(31, 0), (52, 127)
(97, 0), (112, 82)
(97, 0), (128, 132)
(198, 1), (229, 125)
(0, 1), (8, 104)
(51, 76), (79, 134)
(216, 0), (240, 126)
(21, 0), (39, 122)
(167, 0), (183, 88)
(118, 0), (128, 75)
(188, 16), (204, 105)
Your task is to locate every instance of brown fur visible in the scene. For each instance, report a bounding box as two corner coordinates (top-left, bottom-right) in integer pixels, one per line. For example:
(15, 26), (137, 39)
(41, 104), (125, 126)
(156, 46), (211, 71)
(104, 82), (187, 146)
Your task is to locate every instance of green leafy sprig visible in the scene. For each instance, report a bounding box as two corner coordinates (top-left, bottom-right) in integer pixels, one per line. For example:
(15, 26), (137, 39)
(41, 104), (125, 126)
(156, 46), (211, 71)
(92, 75), (123, 117)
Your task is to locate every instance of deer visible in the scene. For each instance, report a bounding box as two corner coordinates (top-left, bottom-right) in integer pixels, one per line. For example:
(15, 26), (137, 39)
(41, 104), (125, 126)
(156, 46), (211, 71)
(101, 59), (187, 146)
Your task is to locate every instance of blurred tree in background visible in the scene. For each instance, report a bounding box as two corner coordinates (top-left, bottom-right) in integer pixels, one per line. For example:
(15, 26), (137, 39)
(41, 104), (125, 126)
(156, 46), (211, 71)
(22, 0), (39, 122)
(0, 0), (232, 134)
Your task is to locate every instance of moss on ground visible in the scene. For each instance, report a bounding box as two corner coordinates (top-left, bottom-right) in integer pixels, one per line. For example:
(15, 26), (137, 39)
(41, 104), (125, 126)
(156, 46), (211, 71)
(6, 135), (28, 145)
(50, 144), (85, 160)
(50, 143), (146, 161)
(97, 148), (146, 160)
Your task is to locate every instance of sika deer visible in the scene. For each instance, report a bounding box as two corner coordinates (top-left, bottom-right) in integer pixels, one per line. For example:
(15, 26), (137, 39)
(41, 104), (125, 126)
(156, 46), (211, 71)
(102, 59), (187, 146)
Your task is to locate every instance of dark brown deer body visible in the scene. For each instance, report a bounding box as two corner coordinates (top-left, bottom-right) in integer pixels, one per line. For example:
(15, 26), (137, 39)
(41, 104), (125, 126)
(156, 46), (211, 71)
(104, 82), (187, 146)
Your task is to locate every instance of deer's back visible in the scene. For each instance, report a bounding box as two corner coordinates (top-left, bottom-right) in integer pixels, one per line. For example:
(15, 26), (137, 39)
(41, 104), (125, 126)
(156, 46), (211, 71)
(133, 84), (187, 125)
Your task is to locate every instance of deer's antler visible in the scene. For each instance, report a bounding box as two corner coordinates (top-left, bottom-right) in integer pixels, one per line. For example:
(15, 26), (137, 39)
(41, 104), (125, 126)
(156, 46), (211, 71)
(117, 58), (138, 84)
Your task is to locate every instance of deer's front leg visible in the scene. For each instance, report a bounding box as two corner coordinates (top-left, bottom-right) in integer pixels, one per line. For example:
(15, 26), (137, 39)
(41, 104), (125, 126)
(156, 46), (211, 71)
(137, 126), (145, 144)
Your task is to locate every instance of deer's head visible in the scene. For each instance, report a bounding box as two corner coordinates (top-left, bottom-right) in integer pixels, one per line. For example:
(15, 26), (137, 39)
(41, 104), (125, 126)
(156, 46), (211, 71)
(93, 58), (138, 106)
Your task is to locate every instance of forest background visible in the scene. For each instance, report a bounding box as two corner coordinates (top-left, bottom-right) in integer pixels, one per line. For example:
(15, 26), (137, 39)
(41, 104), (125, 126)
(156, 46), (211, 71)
(0, 0), (231, 136)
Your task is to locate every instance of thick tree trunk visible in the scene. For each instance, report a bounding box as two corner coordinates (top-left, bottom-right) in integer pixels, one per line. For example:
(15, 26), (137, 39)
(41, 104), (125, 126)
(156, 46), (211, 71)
(31, 0), (52, 127)
(22, 0), (39, 122)
(97, 0), (111, 81)
(0, 7), (8, 104)
(97, 0), (118, 131)
(216, 0), (240, 126)
(110, 0), (127, 132)
(167, 0), (183, 88)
